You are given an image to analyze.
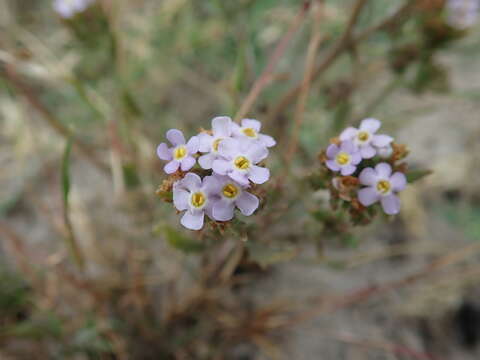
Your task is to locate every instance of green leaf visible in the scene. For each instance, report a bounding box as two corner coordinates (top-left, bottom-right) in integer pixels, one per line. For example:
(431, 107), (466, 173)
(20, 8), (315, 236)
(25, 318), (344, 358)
(160, 225), (205, 253)
(61, 139), (73, 206)
(406, 169), (432, 183)
(246, 242), (297, 269)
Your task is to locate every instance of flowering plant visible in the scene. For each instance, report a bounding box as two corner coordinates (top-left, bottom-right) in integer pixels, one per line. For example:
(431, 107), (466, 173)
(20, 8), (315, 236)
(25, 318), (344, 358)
(312, 118), (429, 228)
(156, 117), (275, 230)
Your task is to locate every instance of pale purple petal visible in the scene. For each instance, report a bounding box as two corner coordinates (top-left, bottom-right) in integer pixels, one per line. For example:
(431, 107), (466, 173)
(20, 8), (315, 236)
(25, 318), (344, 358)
(180, 172), (202, 191)
(166, 129), (185, 146)
(359, 118), (381, 134)
(359, 168), (378, 186)
(229, 171), (250, 186)
(241, 119), (261, 132)
(202, 175), (222, 195)
(212, 201), (235, 221)
(326, 144), (339, 158)
(173, 188), (189, 211)
(326, 160), (340, 172)
(246, 144), (268, 163)
(339, 127), (358, 141)
(340, 164), (356, 176)
(218, 138), (240, 159)
(157, 143), (172, 161)
(358, 187), (380, 206)
(199, 153), (215, 170)
(377, 145), (393, 159)
(258, 134), (276, 147)
(236, 192), (259, 216)
(248, 166), (270, 184)
(186, 136), (200, 154)
(212, 159), (231, 175)
(180, 156), (196, 171)
(164, 160), (180, 174)
(375, 163), (392, 178)
(340, 140), (355, 153)
(212, 116), (232, 137)
(372, 134), (393, 148)
(390, 172), (407, 192)
(360, 145), (376, 159)
(381, 194), (401, 215)
(204, 203), (215, 220)
(181, 211), (204, 230)
(198, 133), (213, 153)
(351, 152), (362, 165)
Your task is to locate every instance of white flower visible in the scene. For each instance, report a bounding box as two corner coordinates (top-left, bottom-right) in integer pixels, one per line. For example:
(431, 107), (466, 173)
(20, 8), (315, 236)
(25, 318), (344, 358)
(212, 138), (270, 186)
(339, 118), (393, 159)
(53, 0), (94, 18)
(208, 175), (259, 221)
(198, 116), (235, 170)
(173, 173), (218, 230)
(232, 119), (276, 148)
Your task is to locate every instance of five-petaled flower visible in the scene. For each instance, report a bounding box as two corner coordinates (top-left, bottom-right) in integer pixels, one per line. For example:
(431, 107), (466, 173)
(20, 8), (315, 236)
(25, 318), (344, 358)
(212, 138), (270, 186)
(326, 141), (362, 176)
(357, 163), (407, 215)
(173, 173), (218, 230)
(340, 118), (393, 159)
(157, 129), (199, 174)
(209, 175), (259, 221)
(198, 116), (235, 170)
(232, 119), (276, 148)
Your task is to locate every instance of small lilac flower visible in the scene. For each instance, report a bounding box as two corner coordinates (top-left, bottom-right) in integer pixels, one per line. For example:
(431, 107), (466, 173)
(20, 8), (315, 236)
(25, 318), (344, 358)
(232, 119), (276, 148)
(173, 173), (218, 230)
(446, 0), (479, 30)
(208, 175), (259, 221)
(340, 118), (393, 159)
(325, 141), (361, 176)
(212, 138), (270, 186)
(357, 163), (407, 215)
(157, 129), (199, 174)
(198, 116), (234, 170)
(53, 0), (94, 18)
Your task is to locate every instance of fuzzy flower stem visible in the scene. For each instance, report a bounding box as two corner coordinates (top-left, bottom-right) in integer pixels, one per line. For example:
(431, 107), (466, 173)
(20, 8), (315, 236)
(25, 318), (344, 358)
(233, 1), (310, 123)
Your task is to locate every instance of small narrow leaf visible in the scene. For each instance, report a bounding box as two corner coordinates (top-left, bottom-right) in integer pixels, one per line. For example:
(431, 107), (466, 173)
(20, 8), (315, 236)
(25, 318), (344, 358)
(406, 169), (432, 183)
(61, 139), (73, 206)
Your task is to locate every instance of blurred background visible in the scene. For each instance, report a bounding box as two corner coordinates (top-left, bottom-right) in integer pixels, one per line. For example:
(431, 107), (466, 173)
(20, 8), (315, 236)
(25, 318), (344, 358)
(1, 0), (480, 359)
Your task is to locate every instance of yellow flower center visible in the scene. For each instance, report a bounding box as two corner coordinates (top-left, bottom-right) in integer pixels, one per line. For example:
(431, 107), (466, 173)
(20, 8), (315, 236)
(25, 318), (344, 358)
(357, 131), (370, 142)
(376, 180), (391, 194)
(234, 156), (250, 170)
(173, 146), (187, 160)
(222, 183), (239, 199)
(243, 128), (257, 138)
(212, 138), (223, 152)
(190, 192), (206, 208)
(335, 152), (350, 166)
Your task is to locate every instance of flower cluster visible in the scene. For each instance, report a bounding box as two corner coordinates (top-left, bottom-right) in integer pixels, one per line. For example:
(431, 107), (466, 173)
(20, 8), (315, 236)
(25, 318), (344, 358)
(157, 117), (275, 230)
(320, 118), (408, 219)
(446, 0), (479, 30)
(53, 0), (95, 19)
